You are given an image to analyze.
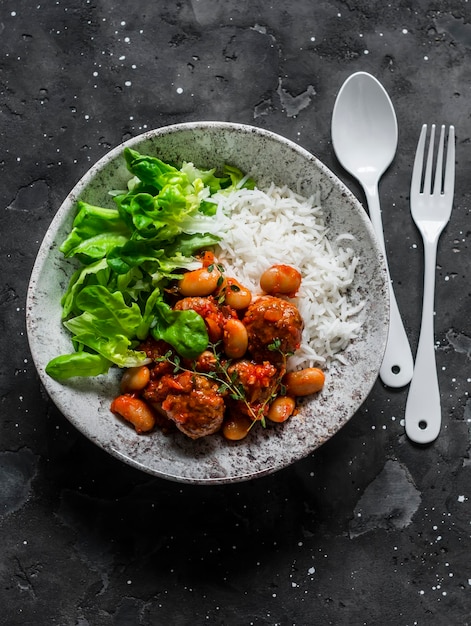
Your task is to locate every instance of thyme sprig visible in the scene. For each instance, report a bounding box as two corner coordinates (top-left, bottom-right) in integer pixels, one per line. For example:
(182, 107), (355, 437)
(157, 344), (262, 424)
(156, 338), (294, 431)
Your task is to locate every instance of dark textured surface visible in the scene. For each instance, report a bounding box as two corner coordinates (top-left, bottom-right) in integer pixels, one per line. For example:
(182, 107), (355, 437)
(1, 1), (471, 624)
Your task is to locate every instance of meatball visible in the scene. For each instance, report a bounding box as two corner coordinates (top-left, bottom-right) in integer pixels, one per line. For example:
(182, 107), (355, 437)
(137, 336), (173, 378)
(143, 370), (225, 439)
(227, 359), (280, 420)
(242, 296), (303, 361)
(138, 336), (169, 361)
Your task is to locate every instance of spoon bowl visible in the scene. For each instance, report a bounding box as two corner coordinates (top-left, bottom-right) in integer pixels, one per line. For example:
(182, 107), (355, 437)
(332, 71), (414, 388)
(332, 72), (398, 185)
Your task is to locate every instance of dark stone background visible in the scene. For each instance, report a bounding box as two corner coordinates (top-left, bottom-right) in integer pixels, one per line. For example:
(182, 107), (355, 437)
(1, 1), (471, 624)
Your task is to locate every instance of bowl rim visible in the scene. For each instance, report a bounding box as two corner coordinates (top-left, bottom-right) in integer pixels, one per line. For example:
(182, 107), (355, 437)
(26, 121), (389, 484)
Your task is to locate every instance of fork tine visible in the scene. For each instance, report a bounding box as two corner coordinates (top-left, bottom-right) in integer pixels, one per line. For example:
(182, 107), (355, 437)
(423, 124), (436, 194)
(444, 125), (455, 196)
(432, 125), (445, 195)
(411, 124), (427, 195)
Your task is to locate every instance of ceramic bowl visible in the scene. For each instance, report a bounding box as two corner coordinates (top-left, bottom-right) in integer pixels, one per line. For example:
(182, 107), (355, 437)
(26, 121), (389, 484)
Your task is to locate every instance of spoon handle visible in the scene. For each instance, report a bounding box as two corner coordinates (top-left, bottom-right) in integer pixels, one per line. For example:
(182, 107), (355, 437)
(363, 185), (414, 387)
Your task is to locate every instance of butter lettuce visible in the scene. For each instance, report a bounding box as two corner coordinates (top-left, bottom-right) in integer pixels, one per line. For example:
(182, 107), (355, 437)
(150, 300), (208, 360)
(60, 202), (130, 261)
(46, 150), (254, 379)
(46, 352), (112, 379)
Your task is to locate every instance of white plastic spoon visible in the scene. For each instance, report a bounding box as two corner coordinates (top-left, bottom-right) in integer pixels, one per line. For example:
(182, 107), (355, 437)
(331, 71), (413, 388)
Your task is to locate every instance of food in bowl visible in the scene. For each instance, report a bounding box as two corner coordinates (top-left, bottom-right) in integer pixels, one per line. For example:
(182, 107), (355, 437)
(45, 147), (364, 442)
(110, 256), (326, 440)
(26, 122), (388, 483)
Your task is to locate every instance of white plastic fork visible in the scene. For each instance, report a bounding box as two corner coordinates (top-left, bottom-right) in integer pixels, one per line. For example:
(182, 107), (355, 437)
(405, 124), (455, 444)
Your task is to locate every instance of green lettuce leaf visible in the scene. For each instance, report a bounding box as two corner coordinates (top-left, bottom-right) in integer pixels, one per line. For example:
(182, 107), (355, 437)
(45, 352), (112, 379)
(124, 147), (182, 190)
(46, 149), (255, 378)
(137, 286), (162, 340)
(65, 330), (147, 368)
(151, 300), (208, 359)
(69, 285), (143, 336)
(61, 258), (110, 319)
(163, 233), (220, 259)
(60, 201), (130, 260)
(62, 286), (147, 368)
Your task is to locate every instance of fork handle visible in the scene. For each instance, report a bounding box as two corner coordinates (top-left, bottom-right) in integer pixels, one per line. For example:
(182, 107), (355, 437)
(405, 239), (441, 444)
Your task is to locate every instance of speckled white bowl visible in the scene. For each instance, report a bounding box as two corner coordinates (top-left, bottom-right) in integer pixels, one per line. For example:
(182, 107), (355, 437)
(26, 121), (389, 484)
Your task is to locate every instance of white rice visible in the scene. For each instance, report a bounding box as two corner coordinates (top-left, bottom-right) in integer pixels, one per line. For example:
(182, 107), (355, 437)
(210, 183), (364, 370)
